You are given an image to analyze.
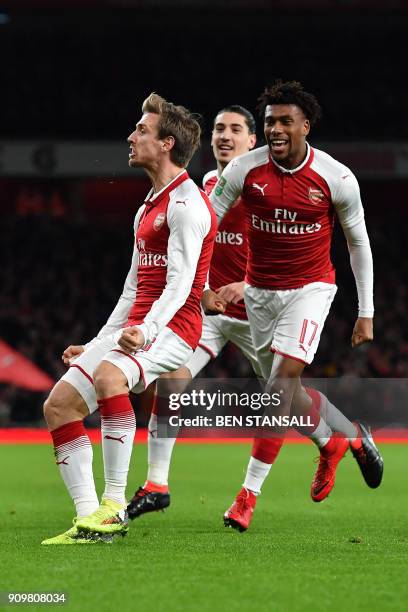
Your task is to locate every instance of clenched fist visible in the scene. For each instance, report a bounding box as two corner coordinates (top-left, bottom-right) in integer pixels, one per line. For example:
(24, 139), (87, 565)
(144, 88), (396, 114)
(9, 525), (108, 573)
(351, 317), (374, 348)
(118, 326), (145, 352)
(62, 345), (84, 366)
(201, 289), (226, 316)
(216, 281), (245, 305)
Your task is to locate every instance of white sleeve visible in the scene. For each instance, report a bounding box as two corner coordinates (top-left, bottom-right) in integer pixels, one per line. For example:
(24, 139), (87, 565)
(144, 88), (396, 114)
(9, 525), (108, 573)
(209, 158), (246, 222)
(84, 207), (144, 348)
(202, 170), (217, 189)
(333, 175), (374, 317)
(137, 197), (211, 346)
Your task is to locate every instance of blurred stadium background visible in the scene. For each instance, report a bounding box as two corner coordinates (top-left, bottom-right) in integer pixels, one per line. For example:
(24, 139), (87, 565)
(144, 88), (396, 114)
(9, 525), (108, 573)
(0, 0), (407, 427)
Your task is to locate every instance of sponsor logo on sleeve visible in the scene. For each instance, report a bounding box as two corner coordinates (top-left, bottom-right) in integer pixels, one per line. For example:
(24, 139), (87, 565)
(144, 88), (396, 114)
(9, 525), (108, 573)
(214, 176), (227, 196)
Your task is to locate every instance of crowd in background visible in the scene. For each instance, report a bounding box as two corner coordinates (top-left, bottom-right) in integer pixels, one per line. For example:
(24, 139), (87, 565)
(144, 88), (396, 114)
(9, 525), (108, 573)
(0, 180), (407, 425)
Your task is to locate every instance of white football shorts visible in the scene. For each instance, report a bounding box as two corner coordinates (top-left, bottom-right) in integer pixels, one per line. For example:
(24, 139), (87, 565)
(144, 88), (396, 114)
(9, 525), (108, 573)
(244, 281), (337, 379)
(61, 326), (193, 413)
(185, 313), (262, 378)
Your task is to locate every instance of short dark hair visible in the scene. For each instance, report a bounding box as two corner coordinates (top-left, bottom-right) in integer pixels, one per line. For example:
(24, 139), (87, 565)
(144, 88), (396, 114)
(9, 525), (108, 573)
(214, 104), (257, 135)
(257, 80), (322, 126)
(142, 93), (201, 167)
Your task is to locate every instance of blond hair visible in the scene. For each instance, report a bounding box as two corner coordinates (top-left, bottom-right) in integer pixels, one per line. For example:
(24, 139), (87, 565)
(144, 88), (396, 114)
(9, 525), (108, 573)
(142, 93), (201, 167)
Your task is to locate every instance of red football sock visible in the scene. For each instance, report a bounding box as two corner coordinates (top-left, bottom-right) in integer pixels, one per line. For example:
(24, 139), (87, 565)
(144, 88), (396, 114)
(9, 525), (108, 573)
(320, 436), (337, 455)
(143, 479), (169, 493)
(251, 436), (284, 464)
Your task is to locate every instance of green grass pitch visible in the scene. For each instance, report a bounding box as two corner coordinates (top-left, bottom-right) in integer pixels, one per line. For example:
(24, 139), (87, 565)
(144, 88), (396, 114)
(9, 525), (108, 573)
(0, 442), (407, 612)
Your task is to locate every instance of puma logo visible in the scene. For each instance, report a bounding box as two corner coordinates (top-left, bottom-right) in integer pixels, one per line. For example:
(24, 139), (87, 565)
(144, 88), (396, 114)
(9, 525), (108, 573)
(56, 456), (70, 465)
(252, 183), (268, 195)
(104, 434), (127, 444)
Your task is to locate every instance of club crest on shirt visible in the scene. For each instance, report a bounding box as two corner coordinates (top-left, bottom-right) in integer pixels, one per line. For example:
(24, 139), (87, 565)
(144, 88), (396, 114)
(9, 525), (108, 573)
(153, 212), (166, 231)
(308, 187), (325, 203)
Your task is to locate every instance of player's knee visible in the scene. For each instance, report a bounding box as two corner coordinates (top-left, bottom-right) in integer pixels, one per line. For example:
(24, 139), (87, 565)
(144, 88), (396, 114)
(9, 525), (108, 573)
(44, 382), (88, 429)
(43, 395), (56, 425)
(161, 366), (192, 381)
(93, 361), (127, 397)
(43, 392), (68, 428)
(266, 359), (303, 401)
(93, 363), (111, 396)
(157, 367), (191, 397)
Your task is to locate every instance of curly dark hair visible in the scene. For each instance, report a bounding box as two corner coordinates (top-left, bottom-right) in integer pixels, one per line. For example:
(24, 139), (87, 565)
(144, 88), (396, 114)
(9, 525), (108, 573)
(257, 80), (322, 126)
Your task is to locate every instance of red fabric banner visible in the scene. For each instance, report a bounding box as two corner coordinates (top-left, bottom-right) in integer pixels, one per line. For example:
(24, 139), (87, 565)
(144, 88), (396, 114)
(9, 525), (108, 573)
(0, 339), (54, 391)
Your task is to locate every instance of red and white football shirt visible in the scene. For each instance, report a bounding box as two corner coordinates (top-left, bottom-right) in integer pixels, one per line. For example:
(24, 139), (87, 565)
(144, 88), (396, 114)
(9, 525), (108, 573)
(89, 170), (217, 350)
(203, 170), (248, 320)
(210, 144), (373, 317)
